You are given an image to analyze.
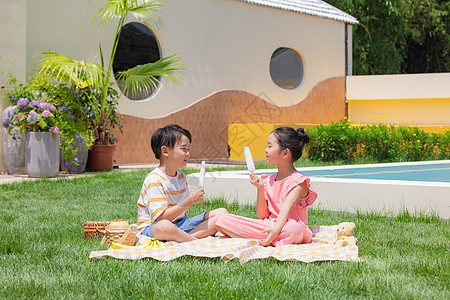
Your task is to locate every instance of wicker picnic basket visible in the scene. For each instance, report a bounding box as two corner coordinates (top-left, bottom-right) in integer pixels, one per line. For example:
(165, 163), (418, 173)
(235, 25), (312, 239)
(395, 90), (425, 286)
(84, 221), (111, 239)
(100, 221), (137, 246)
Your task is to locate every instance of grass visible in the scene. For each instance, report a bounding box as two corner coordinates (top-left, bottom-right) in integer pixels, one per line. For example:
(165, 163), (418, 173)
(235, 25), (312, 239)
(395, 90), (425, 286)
(0, 168), (449, 299)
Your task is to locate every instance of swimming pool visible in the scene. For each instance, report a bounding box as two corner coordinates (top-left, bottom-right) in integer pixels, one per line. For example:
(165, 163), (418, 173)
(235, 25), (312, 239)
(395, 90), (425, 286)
(187, 160), (450, 219)
(254, 161), (450, 183)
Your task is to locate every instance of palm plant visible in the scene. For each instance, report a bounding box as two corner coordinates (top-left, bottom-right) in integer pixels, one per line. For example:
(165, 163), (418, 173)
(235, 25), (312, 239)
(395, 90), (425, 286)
(38, 0), (184, 145)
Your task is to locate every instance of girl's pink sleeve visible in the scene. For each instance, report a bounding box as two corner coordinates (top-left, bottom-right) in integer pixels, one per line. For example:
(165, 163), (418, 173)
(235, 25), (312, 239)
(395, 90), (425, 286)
(286, 173), (317, 208)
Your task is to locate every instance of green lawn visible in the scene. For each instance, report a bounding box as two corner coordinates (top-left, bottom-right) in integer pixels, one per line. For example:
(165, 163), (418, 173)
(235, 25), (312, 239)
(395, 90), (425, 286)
(0, 169), (448, 299)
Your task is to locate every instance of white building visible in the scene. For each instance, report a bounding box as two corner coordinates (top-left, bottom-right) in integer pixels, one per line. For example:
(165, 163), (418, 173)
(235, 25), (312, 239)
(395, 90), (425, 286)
(0, 0), (357, 167)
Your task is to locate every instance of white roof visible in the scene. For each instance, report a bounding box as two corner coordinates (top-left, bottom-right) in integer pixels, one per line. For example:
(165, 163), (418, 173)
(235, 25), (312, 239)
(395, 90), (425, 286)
(239, 0), (359, 24)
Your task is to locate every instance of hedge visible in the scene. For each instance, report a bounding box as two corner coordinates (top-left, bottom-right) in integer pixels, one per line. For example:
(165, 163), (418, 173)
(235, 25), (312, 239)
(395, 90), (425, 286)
(306, 120), (450, 163)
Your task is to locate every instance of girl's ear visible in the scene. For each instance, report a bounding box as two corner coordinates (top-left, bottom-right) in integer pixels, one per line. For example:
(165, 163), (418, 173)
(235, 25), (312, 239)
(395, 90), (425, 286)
(282, 148), (290, 158)
(161, 145), (169, 157)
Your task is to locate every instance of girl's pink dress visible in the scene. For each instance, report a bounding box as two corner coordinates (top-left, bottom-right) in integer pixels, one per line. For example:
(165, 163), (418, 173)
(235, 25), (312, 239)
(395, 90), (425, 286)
(215, 171), (317, 247)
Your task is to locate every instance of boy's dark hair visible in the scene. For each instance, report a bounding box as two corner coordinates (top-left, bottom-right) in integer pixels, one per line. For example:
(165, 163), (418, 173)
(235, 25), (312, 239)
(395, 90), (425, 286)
(272, 127), (309, 162)
(151, 124), (192, 159)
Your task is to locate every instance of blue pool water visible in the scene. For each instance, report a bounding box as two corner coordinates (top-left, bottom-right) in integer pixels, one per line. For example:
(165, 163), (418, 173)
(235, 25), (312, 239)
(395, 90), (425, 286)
(256, 162), (450, 183)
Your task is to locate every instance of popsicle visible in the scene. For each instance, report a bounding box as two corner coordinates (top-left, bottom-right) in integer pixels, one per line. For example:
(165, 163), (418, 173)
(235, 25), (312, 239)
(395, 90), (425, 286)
(198, 160), (206, 188)
(244, 146), (256, 173)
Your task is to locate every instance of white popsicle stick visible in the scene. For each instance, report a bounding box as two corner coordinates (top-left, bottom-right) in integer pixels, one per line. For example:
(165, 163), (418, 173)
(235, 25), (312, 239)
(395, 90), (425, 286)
(244, 146), (256, 173)
(198, 160), (206, 188)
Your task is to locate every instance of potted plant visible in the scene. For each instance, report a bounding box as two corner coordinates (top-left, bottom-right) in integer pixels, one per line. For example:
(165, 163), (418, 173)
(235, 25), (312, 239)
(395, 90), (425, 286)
(2, 74), (97, 174)
(2, 77), (61, 177)
(31, 76), (96, 173)
(37, 0), (184, 171)
(2, 74), (99, 174)
(1, 76), (33, 174)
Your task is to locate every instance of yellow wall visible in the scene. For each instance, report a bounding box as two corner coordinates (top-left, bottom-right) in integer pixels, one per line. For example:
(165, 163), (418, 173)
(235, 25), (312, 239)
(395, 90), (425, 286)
(229, 123), (315, 160)
(347, 73), (450, 125)
(348, 98), (450, 126)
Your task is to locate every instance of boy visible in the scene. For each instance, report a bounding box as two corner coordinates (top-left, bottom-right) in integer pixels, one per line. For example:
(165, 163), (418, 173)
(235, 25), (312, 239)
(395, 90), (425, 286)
(137, 124), (227, 242)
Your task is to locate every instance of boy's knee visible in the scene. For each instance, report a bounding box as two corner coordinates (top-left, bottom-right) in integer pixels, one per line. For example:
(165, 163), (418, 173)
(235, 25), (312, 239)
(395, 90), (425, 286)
(215, 208), (228, 215)
(152, 220), (175, 237)
(209, 208), (228, 219)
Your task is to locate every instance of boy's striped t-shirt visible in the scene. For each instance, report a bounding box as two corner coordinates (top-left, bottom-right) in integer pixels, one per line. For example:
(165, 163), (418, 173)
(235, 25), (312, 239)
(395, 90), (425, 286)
(137, 168), (189, 232)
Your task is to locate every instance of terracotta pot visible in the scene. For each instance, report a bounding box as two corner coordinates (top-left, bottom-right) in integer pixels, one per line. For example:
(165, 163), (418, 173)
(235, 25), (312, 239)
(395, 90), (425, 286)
(87, 144), (116, 172)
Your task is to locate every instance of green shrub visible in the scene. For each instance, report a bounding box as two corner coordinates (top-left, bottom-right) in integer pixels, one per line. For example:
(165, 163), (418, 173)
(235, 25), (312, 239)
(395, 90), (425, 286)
(306, 121), (449, 163)
(306, 119), (360, 162)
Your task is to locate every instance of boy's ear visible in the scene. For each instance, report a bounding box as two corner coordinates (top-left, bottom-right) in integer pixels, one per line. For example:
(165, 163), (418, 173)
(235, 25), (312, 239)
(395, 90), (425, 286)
(160, 145), (169, 157)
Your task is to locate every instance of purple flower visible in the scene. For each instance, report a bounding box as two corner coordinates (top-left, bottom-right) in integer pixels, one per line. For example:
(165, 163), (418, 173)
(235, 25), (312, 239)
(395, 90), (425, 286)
(90, 111), (96, 116)
(7, 109), (15, 118)
(42, 110), (52, 118)
(1, 119), (10, 128)
(10, 95), (15, 101)
(60, 106), (67, 111)
(51, 126), (59, 134)
(16, 113), (22, 119)
(83, 106), (88, 111)
(17, 98), (29, 109)
(68, 114), (74, 119)
(74, 157), (79, 163)
(31, 100), (40, 107)
(10, 127), (19, 136)
(42, 102), (51, 110)
(49, 105), (56, 111)
(27, 111), (39, 124)
(65, 161), (73, 167)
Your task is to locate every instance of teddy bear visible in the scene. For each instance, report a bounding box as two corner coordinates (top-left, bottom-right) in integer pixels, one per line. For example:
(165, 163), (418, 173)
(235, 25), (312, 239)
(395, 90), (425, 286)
(328, 222), (358, 247)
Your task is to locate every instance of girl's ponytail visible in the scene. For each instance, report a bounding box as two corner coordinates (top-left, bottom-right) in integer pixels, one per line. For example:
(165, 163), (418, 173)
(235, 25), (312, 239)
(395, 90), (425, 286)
(296, 128), (310, 145)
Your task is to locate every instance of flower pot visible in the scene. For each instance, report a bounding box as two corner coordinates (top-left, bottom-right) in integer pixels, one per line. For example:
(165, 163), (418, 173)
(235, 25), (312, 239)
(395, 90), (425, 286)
(25, 132), (60, 178)
(87, 144), (116, 172)
(2, 106), (26, 174)
(60, 142), (89, 174)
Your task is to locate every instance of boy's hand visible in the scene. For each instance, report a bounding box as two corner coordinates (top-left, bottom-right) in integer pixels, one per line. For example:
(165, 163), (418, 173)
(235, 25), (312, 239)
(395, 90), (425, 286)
(250, 172), (263, 190)
(178, 188), (205, 208)
(191, 188), (205, 204)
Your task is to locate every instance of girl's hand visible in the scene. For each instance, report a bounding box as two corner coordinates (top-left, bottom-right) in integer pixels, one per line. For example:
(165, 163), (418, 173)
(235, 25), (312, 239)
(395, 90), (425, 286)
(259, 227), (280, 247)
(191, 188), (205, 204)
(250, 172), (263, 190)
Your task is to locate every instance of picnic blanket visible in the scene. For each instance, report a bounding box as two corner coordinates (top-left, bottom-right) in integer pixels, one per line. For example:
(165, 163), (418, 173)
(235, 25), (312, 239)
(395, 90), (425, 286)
(89, 225), (361, 263)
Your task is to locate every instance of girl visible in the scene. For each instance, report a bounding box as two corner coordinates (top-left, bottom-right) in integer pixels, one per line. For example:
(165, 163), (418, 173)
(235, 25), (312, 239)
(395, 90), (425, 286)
(215, 127), (317, 247)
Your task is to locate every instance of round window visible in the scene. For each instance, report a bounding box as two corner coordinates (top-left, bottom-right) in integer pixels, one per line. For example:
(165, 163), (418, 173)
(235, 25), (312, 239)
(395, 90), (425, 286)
(269, 47), (303, 89)
(113, 22), (161, 100)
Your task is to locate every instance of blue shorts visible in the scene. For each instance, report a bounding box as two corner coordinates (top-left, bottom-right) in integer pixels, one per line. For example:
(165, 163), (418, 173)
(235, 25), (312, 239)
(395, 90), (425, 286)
(140, 212), (208, 238)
